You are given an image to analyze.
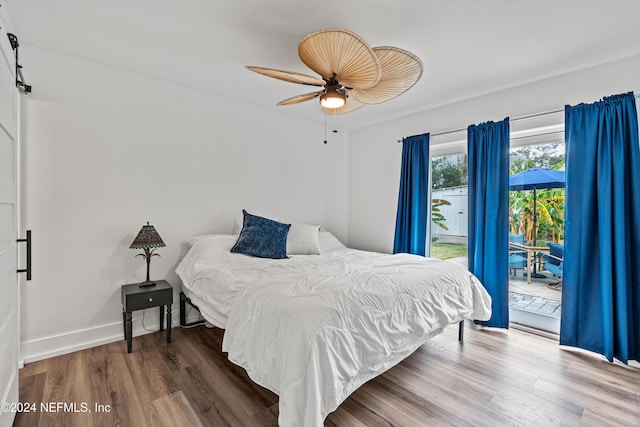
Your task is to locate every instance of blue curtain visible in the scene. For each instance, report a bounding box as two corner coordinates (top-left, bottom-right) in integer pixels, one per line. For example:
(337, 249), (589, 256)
(393, 133), (430, 256)
(467, 119), (510, 328)
(562, 92), (640, 363)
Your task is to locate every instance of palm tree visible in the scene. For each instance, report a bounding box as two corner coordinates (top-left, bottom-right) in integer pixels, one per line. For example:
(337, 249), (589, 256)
(536, 189), (565, 242)
(509, 157), (565, 243)
(431, 198), (451, 230)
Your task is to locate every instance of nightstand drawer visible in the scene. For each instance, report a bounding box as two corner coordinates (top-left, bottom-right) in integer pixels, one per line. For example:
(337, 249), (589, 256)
(121, 280), (174, 312)
(125, 288), (171, 311)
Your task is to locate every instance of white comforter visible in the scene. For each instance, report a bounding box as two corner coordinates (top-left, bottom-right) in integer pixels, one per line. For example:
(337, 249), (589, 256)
(177, 234), (491, 427)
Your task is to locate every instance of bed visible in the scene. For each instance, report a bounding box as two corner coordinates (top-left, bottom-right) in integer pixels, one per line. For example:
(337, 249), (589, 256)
(176, 230), (491, 427)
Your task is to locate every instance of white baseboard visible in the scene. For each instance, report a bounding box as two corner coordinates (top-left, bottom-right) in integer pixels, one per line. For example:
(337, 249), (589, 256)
(20, 309), (204, 365)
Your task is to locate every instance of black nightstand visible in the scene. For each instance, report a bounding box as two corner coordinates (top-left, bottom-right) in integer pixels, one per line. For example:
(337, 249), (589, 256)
(121, 280), (173, 353)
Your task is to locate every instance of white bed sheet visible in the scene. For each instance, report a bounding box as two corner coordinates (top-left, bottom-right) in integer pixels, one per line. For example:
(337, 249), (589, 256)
(176, 233), (491, 427)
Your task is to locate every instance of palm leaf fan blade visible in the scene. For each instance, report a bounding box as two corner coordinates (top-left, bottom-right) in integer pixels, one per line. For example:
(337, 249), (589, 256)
(298, 28), (381, 89)
(351, 47), (423, 104)
(245, 66), (325, 86)
(278, 91), (324, 106)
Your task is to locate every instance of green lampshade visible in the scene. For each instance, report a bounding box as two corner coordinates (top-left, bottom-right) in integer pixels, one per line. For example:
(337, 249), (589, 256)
(129, 222), (165, 249)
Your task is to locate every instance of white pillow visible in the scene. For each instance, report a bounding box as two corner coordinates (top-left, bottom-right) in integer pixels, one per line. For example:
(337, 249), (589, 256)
(286, 224), (321, 255)
(318, 231), (347, 253)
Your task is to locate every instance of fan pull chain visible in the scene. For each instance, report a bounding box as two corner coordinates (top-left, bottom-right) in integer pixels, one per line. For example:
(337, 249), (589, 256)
(323, 112), (339, 144)
(324, 113), (328, 144)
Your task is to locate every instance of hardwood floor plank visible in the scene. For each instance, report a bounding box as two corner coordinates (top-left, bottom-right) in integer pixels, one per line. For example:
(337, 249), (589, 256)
(136, 346), (180, 398)
(190, 327), (278, 416)
(14, 372), (45, 427)
(415, 345), (586, 426)
(38, 351), (93, 427)
(156, 332), (205, 370)
(185, 350), (274, 422)
(485, 391), (580, 427)
(579, 408), (636, 427)
(148, 391), (204, 427)
(87, 349), (151, 427)
(17, 359), (48, 378)
(533, 376), (640, 425)
(169, 362), (246, 426)
(565, 355), (640, 394)
(381, 359), (516, 426)
(363, 374), (472, 427)
(329, 392), (395, 427)
(249, 404), (280, 427)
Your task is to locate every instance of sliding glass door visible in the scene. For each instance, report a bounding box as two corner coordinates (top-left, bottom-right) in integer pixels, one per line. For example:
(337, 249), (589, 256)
(508, 141), (565, 335)
(428, 139), (565, 336)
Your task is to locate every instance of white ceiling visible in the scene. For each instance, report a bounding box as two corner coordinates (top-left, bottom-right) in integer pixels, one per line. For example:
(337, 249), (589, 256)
(5, 0), (640, 130)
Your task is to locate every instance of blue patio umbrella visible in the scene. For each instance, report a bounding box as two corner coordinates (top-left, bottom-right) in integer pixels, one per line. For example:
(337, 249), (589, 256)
(509, 167), (565, 276)
(509, 167), (565, 192)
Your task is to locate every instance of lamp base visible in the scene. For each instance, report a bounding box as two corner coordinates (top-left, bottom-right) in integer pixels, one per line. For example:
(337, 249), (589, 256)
(138, 281), (157, 288)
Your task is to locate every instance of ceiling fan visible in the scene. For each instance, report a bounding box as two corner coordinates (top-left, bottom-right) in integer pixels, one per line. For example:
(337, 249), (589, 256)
(247, 28), (423, 114)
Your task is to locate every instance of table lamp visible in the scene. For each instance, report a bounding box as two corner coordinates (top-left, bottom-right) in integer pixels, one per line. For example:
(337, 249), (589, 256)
(129, 221), (165, 287)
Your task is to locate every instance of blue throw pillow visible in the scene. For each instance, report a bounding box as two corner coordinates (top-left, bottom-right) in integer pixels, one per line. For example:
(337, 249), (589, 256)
(231, 210), (291, 259)
(548, 242), (564, 265)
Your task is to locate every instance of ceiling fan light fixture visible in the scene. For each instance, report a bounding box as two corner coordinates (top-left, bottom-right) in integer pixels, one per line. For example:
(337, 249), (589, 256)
(319, 86), (346, 109)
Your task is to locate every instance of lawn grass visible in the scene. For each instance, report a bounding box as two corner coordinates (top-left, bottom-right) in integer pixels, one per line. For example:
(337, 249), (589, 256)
(431, 243), (468, 260)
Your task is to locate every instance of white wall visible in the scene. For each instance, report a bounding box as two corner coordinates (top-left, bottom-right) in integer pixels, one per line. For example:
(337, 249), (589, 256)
(348, 54), (640, 253)
(19, 47), (349, 362)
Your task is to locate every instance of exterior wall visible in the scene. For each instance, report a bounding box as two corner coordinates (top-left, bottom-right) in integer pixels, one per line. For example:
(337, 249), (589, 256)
(432, 186), (468, 238)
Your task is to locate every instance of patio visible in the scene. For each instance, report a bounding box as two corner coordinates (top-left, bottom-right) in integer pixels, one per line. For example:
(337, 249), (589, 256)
(508, 270), (561, 319)
(449, 254), (561, 320)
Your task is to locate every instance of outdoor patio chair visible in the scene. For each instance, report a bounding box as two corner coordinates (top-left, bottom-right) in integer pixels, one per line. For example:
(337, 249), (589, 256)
(508, 233), (528, 276)
(541, 242), (564, 278)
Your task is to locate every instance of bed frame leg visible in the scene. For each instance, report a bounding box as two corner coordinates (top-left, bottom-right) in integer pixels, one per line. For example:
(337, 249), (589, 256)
(180, 292), (187, 326)
(458, 320), (464, 341)
(180, 291), (206, 327)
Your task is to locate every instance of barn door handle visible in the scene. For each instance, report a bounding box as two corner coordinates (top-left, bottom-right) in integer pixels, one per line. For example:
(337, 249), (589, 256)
(17, 230), (31, 280)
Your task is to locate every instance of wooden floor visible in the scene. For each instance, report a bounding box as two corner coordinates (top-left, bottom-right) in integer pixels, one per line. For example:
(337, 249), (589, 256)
(15, 323), (640, 427)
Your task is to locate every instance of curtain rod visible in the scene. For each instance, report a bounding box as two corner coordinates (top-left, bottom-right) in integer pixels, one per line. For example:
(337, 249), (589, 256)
(397, 92), (640, 143)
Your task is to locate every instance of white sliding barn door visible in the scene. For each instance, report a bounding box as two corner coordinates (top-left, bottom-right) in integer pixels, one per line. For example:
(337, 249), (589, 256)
(0, 10), (20, 427)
